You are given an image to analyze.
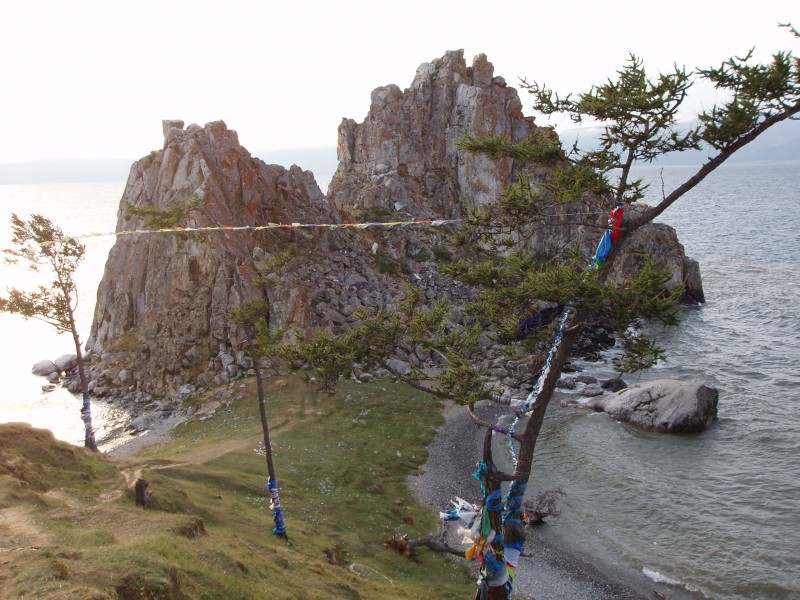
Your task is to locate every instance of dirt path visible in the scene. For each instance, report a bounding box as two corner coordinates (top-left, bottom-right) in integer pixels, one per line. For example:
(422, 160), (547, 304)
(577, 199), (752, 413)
(0, 506), (55, 554)
(97, 433), (264, 506)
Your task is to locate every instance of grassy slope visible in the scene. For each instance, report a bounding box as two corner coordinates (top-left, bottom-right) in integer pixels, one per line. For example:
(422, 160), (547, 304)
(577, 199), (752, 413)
(0, 376), (473, 599)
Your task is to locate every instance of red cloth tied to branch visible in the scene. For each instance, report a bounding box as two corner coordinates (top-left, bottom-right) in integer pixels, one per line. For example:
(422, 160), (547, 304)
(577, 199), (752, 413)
(610, 205), (624, 244)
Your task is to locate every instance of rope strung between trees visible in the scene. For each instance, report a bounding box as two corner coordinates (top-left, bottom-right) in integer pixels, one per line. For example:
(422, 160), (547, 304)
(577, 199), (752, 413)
(48, 208), (611, 244)
(63, 218), (464, 242)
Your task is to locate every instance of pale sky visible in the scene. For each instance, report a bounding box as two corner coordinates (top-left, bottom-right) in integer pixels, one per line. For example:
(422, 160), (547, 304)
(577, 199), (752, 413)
(1, 0), (798, 164)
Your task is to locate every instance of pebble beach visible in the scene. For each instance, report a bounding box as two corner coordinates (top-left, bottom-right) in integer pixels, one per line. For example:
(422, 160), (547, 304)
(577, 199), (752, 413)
(409, 401), (691, 600)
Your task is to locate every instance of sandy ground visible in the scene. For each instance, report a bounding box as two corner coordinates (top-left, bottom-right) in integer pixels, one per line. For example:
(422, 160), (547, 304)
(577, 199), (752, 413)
(408, 401), (685, 600)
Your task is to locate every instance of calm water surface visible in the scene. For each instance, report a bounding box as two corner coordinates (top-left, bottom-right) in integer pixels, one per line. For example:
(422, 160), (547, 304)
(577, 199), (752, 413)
(521, 162), (800, 599)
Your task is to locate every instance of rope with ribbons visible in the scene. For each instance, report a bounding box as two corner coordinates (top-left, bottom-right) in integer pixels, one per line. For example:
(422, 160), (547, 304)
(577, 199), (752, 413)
(61, 218), (463, 242)
(80, 391), (98, 451)
(506, 203), (624, 466)
(48, 209), (611, 245)
(266, 478), (287, 537)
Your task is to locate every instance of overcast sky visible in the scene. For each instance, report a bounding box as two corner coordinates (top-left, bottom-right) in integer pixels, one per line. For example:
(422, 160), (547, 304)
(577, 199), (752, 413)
(1, 1), (797, 164)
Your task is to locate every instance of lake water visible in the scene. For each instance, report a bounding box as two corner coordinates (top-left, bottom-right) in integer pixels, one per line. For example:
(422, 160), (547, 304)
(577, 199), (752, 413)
(0, 181), (124, 446)
(517, 161), (800, 599)
(1, 162), (798, 598)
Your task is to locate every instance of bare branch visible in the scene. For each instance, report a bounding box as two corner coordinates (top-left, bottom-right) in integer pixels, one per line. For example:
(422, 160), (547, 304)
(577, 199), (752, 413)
(379, 360), (454, 399)
(406, 537), (466, 557)
(630, 104), (800, 230)
(467, 402), (525, 444)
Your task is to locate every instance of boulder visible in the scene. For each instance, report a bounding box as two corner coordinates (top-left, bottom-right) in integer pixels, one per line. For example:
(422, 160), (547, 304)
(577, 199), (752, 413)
(601, 378), (628, 393)
(32, 360), (58, 377)
(129, 415), (150, 432)
(581, 384), (604, 398)
(54, 353), (78, 372)
(384, 359), (412, 377)
(557, 376), (577, 390)
(587, 379), (718, 432)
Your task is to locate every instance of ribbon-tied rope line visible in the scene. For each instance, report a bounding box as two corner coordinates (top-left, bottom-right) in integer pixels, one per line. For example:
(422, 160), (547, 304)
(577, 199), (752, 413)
(66, 218), (464, 242)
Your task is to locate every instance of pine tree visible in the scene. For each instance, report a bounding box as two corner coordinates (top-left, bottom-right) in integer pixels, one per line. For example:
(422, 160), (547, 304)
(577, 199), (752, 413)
(1, 214), (98, 450)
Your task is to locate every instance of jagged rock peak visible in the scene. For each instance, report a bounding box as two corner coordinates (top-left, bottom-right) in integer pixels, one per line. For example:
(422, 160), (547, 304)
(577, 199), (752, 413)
(162, 119), (185, 137)
(329, 50), (539, 219)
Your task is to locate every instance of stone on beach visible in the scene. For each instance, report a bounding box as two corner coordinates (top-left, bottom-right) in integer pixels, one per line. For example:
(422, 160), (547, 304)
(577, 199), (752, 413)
(31, 359), (58, 376)
(54, 353), (78, 372)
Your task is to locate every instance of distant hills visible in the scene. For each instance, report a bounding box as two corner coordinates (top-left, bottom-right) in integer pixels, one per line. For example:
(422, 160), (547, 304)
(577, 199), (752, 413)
(1, 119), (797, 185)
(558, 118), (800, 165)
(0, 148), (341, 186)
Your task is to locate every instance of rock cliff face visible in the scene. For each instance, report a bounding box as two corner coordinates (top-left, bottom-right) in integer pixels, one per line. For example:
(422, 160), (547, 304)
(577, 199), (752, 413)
(327, 49), (703, 303)
(87, 120), (350, 401)
(329, 50), (537, 219)
(86, 51), (704, 409)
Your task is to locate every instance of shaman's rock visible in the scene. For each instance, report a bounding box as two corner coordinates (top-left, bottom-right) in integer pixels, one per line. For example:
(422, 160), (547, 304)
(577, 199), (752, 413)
(86, 121), (342, 399)
(326, 49), (702, 301)
(86, 51), (705, 405)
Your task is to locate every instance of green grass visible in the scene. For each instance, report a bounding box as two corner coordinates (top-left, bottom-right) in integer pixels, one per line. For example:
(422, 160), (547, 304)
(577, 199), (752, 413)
(0, 376), (473, 598)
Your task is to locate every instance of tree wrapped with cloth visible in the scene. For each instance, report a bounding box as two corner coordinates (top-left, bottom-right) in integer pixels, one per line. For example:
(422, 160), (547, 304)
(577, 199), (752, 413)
(265, 25), (799, 599)
(1, 214), (97, 450)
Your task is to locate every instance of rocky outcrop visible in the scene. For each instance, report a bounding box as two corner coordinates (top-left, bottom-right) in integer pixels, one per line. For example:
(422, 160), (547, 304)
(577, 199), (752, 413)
(326, 50), (702, 300)
(86, 51), (705, 407)
(606, 206), (705, 303)
(586, 380), (718, 432)
(330, 50), (538, 219)
(32, 360), (58, 377)
(86, 120), (348, 400)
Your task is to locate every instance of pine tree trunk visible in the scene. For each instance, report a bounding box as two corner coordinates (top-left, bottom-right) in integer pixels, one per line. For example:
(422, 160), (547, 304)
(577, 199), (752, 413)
(68, 303), (97, 451)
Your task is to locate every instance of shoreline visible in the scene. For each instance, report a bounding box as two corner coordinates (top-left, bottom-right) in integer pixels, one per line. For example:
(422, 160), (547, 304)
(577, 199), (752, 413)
(409, 401), (692, 600)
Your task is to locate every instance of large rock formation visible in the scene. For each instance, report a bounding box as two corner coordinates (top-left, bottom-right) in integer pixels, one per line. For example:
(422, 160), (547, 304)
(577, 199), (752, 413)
(85, 51), (705, 407)
(327, 49), (703, 302)
(87, 121), (356, 401)
(329, 50), (537, 218)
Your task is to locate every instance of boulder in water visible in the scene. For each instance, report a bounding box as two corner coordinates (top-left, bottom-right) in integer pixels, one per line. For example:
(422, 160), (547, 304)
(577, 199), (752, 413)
(586, 379), (718, 432)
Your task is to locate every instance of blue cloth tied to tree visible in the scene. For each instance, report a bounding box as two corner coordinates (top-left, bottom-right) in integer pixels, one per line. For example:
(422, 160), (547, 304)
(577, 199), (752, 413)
(266, 478), (286, 536)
